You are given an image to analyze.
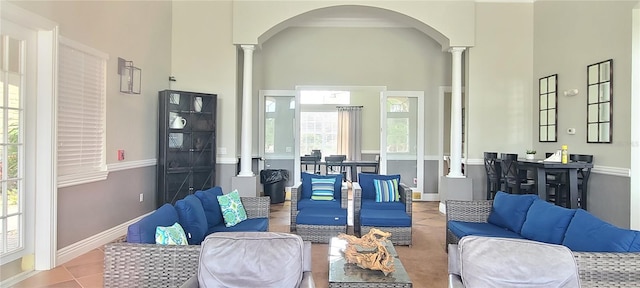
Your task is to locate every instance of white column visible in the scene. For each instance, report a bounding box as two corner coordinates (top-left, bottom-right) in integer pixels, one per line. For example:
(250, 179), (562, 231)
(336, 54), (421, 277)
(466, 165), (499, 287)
(448, 47), (466, 178)
(238, 45), (255, 177)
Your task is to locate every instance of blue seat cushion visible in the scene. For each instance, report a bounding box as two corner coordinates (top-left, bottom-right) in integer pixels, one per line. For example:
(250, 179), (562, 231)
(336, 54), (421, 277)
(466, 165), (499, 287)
(127, 203), (178, 244)
(360, 209), (411, 227)
(487, 191), (538, 233)
(296, 198), (341, 211)
(301, 172), (342, 200)
(358, 173), (401, 201)
(207, 218), (269, 233)
(448, 221), (525, 240)
(361, 199), (406, 211)
(194, 187), (224, 230)
(563, 209), (640, 252)
(175, 195), (208, 245)
(296, 208), (347, 226)
(520, 199), (576, 244)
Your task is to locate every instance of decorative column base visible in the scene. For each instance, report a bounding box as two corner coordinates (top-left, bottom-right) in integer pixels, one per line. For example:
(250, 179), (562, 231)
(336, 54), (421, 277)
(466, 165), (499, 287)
(439, 176), (473, 214)
(231, 175), (259, 197)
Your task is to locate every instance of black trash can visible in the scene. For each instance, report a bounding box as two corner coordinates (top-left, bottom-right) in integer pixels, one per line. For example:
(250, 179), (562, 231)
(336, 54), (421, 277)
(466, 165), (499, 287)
(260, 169), (289, 204)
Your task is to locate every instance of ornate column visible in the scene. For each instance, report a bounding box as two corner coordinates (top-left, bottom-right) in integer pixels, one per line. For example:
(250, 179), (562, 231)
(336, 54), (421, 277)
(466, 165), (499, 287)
(238, 45), (255, 176)
(448, 47), (466, 178)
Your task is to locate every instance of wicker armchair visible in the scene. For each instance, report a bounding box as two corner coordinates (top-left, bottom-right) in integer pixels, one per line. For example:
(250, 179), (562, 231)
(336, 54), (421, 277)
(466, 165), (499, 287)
(290, 173), (348, 243)
(104, 196), (270, 287)
(353, 174), (412, 246)
(445, 200), (640, 287)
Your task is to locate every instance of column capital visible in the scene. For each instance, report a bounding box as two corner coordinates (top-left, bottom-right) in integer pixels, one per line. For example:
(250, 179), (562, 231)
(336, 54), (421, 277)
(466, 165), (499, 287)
(240, 44), (255, 51)
(448, 47), (466, 54)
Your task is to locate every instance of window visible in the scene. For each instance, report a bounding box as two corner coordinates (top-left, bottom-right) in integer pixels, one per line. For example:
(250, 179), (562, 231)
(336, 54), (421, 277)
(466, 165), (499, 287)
(386, 97), (411, 153)
(57, 37), (107, 186)
(298, 90), (349, 157)
(1, 33), (25, 257)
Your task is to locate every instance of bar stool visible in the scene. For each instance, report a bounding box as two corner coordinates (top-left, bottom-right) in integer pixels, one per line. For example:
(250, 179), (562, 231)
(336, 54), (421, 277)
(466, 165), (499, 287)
(570, 154), (594, 209)
(500, 153), (535, 194)
(300, 155), (320, 174)
(483, 152), (502, 200)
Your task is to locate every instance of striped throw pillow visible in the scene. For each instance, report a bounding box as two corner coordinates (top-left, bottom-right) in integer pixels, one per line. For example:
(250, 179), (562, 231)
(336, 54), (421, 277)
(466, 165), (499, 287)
(311, 177), (335, 201)
(373, 178), (400, 202)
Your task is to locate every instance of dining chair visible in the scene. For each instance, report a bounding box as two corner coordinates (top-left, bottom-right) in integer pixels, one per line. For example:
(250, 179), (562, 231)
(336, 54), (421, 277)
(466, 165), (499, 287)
(500, 153), (534, 194)
(570, 154), (594, 209)
(544, 152), (566, 206)
(483, 152), (502, 200)
(360, 154), (380, 174)
(325, 155), (347, 181)
(300, 155), (320, 174)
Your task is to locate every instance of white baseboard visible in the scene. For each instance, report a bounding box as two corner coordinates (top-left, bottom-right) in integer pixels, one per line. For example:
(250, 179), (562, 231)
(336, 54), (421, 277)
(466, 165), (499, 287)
(439, 202), (446, 214)
(419, 193), (440, 201)
(56, 212), (151, 265)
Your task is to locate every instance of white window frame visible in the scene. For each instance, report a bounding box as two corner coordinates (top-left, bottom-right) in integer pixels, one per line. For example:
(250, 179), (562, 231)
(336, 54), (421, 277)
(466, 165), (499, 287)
(56, 37), (107, 187)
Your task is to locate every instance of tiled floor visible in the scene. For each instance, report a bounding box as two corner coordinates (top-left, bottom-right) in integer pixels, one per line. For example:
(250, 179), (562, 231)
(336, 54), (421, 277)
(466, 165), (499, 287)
(12, 199), (448, 288)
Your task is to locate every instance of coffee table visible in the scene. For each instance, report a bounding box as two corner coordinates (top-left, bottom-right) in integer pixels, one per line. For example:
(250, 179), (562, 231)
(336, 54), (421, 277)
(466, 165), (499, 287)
(328, 237), (413, 288)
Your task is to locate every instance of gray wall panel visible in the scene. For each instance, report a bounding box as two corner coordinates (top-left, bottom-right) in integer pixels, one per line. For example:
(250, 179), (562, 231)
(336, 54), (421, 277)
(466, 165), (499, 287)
(57, 167), (156, 248)
(587, 173), (630, 228)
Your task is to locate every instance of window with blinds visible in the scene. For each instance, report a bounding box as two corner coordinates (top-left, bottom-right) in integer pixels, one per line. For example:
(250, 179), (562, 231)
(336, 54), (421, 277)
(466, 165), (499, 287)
(57, 37), (107, 186)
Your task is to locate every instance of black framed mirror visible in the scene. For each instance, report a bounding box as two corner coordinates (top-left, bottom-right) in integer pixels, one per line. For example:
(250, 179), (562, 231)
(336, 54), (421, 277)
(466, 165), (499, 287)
(587, 59), (612, 143)
(539, 74), (558, 142)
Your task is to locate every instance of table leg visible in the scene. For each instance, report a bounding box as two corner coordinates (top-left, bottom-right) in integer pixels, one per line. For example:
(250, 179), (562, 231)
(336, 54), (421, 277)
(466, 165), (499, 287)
(567, 169), (579, 209)
(535, 168), (547, 200)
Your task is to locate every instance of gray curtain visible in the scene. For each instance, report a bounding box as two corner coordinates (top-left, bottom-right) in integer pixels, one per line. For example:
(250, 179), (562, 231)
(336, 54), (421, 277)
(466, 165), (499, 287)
(337, 106), (363, 161)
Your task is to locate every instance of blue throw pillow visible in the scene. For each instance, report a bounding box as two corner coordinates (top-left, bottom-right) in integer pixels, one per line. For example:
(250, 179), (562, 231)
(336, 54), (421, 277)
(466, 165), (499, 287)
(195, 187), (224, 230)
(358, 173), (401, 201)
(217, 190), (248, 227)
(373, 178), (400, 202)
(155, 222), (188, 245)
(520, 199), (576, 244)
(311, 177), (336, 201)
(563, 209), (638, 252)
(127, 203), (178, 244)
(301, 172), (342, 200)
(175, 195), (208, 245)
(487, 191), (537, 233)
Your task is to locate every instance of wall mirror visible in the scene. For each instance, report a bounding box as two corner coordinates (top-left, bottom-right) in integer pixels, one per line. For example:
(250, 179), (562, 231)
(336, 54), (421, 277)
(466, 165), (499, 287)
(539, 74), (558, 142)
(587, 59), (613, 143)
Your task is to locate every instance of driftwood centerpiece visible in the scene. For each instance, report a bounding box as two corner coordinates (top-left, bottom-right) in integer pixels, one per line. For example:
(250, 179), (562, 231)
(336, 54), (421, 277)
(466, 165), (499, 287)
(337, 228), (395, 276)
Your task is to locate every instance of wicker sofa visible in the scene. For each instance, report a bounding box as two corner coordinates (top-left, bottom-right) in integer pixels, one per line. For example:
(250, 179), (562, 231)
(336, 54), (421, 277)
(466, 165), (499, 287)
(104, 195), (270, 287)
(446, 199), (640, 287)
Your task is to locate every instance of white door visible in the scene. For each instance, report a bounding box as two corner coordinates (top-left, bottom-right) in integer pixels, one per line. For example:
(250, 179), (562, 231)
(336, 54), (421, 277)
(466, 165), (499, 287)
(258, 90), (296, 182)
(380, 91), (424, 198)
(0, 19), (35, 270)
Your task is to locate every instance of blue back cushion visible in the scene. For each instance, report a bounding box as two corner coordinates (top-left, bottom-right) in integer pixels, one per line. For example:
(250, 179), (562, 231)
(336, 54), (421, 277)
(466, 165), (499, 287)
(358, 173), (401, 201)
(563, 209), (640, 252)
(520, 199), (576, 244)
(301, 172), (342, 200)
(175, 195), (208, 245)
(487, 191), (537, 233)
(194, 187), (224, 230)
(127, 204), (178, 244)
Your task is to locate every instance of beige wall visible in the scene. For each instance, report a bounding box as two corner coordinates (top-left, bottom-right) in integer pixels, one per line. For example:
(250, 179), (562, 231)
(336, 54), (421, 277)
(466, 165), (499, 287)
(171, 1), (238, 165)
(256, 26), (450, 155)
(232, 1), (476, 47)
(12, 0), (172, 162)
(467, 3), (534, 159)
(533, 1), (635, 168)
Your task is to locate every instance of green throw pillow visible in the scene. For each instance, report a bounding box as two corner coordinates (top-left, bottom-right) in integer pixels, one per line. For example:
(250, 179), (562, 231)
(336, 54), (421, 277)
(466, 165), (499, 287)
(155, 222), (188, 245)
(311, 177), (335, 201)
(217, 190), (248, 227)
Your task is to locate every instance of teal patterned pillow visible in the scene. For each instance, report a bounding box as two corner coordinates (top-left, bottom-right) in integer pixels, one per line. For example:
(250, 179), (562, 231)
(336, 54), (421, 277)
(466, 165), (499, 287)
(216, 190), (248, 227)
(155, 222), (188, 245)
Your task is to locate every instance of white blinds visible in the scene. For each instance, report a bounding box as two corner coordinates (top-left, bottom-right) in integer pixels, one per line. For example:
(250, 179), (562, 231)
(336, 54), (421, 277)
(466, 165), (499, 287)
(57, 37), (107, 178)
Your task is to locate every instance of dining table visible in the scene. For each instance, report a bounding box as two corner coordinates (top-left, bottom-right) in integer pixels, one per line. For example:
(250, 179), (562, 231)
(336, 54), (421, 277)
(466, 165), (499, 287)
(300, 158), (379, 182)
(516, 159), (593, 209)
